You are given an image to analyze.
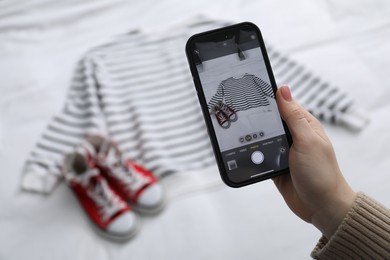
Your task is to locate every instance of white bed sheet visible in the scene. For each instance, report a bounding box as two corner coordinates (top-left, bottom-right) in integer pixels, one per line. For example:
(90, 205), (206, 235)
(1, 0), (389, 259)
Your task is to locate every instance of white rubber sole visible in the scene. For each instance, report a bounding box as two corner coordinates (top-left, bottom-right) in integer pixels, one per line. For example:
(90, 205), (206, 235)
(90, 212), (142, 242)
(130, 184), (168, 215)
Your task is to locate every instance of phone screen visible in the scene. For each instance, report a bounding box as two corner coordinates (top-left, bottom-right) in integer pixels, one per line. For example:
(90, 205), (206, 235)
(187, 23), (290, 186)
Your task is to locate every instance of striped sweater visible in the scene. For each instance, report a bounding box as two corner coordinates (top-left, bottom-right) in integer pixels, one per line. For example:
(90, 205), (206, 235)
(21, 18), (369, 193)
(208, 74), (274, 111)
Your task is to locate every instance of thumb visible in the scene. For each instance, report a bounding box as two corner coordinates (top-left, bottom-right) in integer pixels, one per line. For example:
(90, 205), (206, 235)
(276, 85), (312, 141)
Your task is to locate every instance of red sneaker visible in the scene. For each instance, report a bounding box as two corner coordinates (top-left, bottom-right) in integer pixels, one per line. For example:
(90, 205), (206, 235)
(211, 104), (230, 129)
(62, 148), (140, 240)
(84, 135), (166, 214)
(218, 101), (237, 122)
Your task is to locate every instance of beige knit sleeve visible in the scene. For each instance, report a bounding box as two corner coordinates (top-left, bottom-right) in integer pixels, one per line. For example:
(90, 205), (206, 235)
(311, 192), (390, 259)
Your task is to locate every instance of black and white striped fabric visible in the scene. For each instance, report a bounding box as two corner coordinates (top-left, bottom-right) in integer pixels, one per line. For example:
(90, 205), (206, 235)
(22, 18), (366, 193)
(208, 74), (274, 111)
(268, 47), (355, 124)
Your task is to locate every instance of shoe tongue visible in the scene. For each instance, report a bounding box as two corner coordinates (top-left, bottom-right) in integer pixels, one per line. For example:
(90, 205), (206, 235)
(76, 169), (100, 186)
(98, 139), (111, 157)
(79, 141), (97, 158)
(106, 146), (123, 166)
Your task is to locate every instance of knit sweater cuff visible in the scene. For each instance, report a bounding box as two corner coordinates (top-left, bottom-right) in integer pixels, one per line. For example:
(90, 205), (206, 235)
(311, 192), (390, 259)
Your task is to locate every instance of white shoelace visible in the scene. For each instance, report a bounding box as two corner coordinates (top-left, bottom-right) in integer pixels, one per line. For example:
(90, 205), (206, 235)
(105, 148), (150, 197)
(81, 170), (126, 222)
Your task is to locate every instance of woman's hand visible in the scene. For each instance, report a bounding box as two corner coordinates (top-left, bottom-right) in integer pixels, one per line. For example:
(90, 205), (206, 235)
(273, 85), (356, 239)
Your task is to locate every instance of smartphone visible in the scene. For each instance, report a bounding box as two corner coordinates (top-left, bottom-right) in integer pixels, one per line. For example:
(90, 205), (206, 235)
(185, 22), (292, 188)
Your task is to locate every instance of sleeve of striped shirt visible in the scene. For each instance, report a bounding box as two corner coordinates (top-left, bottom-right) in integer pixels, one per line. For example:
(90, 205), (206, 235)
(21, 56), (104, 194)
(207, 82), (225, 109)
(253, 75), (275, 99)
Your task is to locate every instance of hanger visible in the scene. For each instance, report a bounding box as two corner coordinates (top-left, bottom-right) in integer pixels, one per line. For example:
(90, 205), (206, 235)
(235, 33), (246, 61)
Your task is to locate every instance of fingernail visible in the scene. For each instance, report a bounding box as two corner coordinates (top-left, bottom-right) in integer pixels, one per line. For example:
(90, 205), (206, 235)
(280, 85), (292, 102)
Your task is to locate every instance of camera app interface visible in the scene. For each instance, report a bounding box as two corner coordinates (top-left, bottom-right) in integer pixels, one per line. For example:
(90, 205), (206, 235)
(193, 26), (289, 183)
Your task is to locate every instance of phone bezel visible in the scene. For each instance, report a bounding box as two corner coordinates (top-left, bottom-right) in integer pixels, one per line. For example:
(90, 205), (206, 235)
(185, 22), (292, 188)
